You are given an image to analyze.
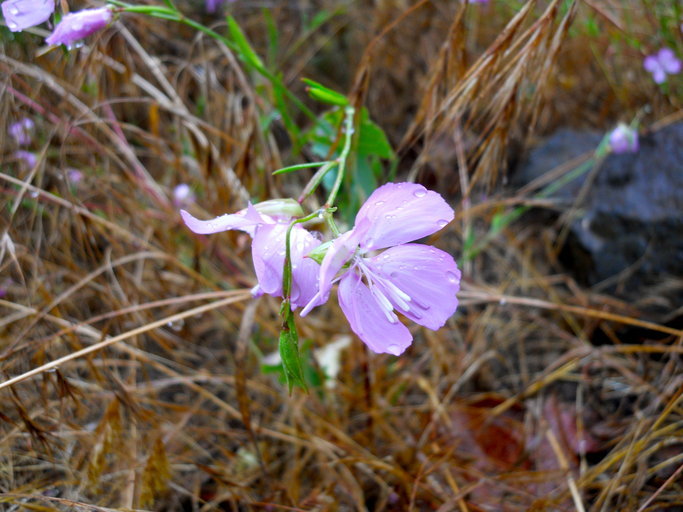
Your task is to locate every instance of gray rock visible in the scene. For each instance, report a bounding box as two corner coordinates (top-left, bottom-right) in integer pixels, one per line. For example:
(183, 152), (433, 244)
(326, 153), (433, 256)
(513, 124), (683, 307)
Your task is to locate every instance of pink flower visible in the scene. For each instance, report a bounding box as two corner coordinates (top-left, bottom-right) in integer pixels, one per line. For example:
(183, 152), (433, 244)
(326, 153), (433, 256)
(608, 124), (638, 154)
(1, 0), (54, 32)
(173, 184), (195, 208)
(301, 183), (461, 356)
(14, 150), (36, 167)
(8, 118), (34, 146)
(45, 7), (112, 46)
(644, 48), (681, 84)
(181, 201), (322, 309)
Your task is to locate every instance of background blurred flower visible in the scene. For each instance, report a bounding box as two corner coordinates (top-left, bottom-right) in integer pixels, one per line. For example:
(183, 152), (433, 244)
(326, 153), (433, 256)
(609, 124), (639, 154)
(14, 150), (36, 168)
(1, 0), (53, 32)
(173, 184), (195, 208)
(205, 0), (234, 13)
(8, 118), (34, 146)
(45, 7), (112, 47)
(644, 47), (681, 83)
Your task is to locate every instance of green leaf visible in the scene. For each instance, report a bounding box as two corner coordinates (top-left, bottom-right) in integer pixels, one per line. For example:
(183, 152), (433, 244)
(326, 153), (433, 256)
(226, 16), (265, 71)
(306, 240), (333, 265)
(357, 109), (394, 159)
(279, 307), (307, 393)
(302, 78), (349, 106)
(272, 161), (332, 175)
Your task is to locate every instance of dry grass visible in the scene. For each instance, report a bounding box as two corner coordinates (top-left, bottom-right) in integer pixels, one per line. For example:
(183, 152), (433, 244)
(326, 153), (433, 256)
(1, 0), (682, 510)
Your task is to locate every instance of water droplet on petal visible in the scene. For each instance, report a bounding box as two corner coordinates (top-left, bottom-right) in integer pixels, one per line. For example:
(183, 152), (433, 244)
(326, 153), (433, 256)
(446, 271), (458, 283)
(390, 271), (399, 278)
(413, 189), (426, 198)
(386, 344), (402, 356)
(375, 200), (385, 206)
(437, 219), (449, 228)
(8, 21), (17, 29)
(10, 7), (19, 14)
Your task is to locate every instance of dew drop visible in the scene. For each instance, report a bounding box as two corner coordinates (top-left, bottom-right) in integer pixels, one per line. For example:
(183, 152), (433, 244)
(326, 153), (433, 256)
(167, 319), (184, 331)
(8, 21), (17, 29)
(446, 271), (458, 283)
(375, 200), (385, 207)
(437, 219), (449, 228)
(413, 189), (426, 198)
(413, 266), (420, 271)
(10, 7), (19, 14)
(386, 344), (402, 356)
(30, 190), (39, 198)
(390, 271), (399, 278)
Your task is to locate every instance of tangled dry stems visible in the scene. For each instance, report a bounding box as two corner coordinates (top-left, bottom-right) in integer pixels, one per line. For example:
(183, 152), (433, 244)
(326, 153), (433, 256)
(1, 1), (682, 510)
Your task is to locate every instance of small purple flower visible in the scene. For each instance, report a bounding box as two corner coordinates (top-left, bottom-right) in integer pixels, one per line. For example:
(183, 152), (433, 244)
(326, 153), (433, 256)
(205, 0), (234, 13)
(644, 48), (682, 84)
(173, 184), (195, 208)
(14, 150), (36, 167)
(609, 124), (638, 154)
(1, 0), (54, 32)
(45, 7), (112, 47)
(301, 183), (461, 356)
(66, 168), (83, 184)
(8, 118), (34, 146)
(181, 201), (322, 309)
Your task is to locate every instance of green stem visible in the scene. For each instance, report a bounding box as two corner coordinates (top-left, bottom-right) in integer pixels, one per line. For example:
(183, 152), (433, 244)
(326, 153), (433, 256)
(281, 210), (325, 300)
(325, 105), (355, 208)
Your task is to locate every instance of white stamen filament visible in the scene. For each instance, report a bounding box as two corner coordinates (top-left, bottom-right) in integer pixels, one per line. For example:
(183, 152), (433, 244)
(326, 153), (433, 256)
(358, 260), (399, 324)
(381, 279), (412, 311)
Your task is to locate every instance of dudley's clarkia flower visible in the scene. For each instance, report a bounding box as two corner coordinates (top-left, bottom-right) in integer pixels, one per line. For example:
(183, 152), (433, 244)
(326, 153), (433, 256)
(301, 182), (461, 356)
(644, 48), (681, 84)
(45, 7), (112, 47)
(608, 124), (638, 154)
(181, 200), (321, 309)
(1, 0), (54, 32)
(8, 118), (34, 146)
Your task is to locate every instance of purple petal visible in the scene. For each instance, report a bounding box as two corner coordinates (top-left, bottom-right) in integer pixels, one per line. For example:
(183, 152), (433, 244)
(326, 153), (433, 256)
(355, 182), (454, 251)
(337, 271), (412, 355)
(315, 228), (364, 305)
(251, 223), (322, 308)
(367, 244), (460, 330)
(180, 204), (264, 236)
(658, 48), (681, 74)
(251, 223), (287, 297)
(643, 55), (660, 73)
(2, 0), (54, 32)
(289, 227), (323, 309)
(652, 67), (667, 84)
(45, 7), (112, 47)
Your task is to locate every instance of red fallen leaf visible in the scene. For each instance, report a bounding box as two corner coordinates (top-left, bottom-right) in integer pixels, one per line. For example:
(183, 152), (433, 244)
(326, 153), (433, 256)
(543, 394), (601, 461)
(449, 396), (530, 473)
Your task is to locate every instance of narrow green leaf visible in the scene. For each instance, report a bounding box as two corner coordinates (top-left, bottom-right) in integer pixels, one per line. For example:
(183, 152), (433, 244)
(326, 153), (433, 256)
(273, 161), (332, 175)
(302, 78), (349, 106)
(279, 307), (307, 393)
(226, 15), (265, 71)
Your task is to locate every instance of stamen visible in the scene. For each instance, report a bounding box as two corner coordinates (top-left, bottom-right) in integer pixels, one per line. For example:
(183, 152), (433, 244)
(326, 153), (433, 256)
(381, 278), (412, 310)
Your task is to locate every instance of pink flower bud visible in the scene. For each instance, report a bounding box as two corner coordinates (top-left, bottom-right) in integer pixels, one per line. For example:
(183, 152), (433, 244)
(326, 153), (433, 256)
(45, 7), (112, 47)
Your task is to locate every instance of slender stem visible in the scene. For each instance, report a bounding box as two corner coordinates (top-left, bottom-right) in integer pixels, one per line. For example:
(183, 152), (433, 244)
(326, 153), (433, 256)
(325, 106), (356, 208)
(281, 210), (325, 300)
